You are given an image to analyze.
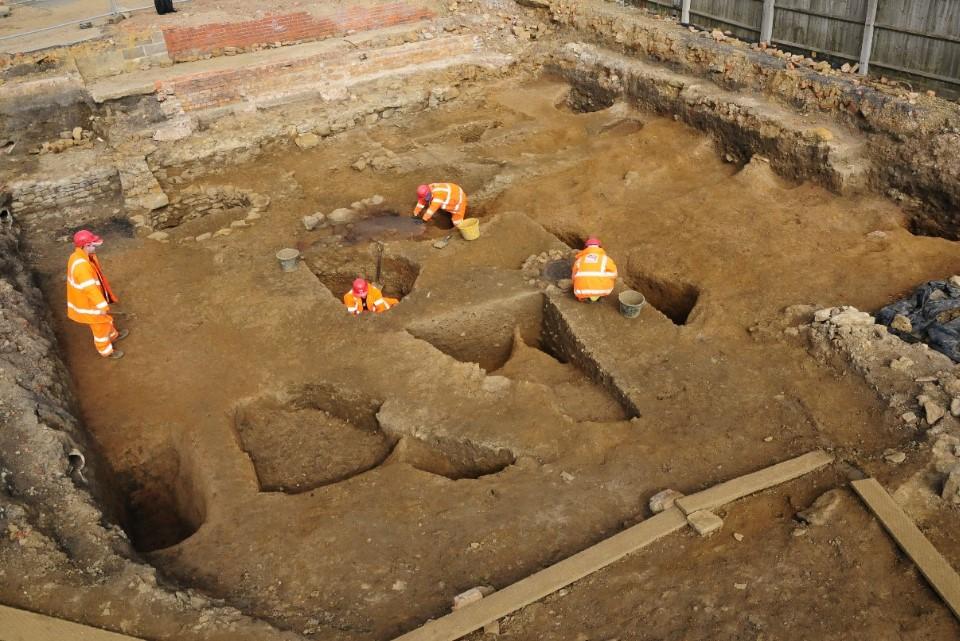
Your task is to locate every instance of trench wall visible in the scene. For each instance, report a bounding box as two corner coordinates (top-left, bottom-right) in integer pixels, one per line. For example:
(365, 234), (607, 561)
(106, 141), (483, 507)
(9, 166), (121, 217)
(160, 34), (478, 113)
(0, 218), (133, 581)
(546, 0), (960, 237)
(0, 222), (299, 640)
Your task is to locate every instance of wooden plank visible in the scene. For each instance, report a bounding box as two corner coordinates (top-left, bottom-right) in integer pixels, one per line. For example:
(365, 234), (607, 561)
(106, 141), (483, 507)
(392, 508), (689, 641)
(851, 478), (960, 621)
(675, 450), (833, 515)
(0, 605), (144, 641)
(395, 450), (835, 641)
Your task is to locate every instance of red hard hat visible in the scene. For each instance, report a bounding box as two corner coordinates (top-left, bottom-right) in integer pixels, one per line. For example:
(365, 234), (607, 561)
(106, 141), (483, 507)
(352, 278), (369, 297)
(73, 229), (103, 248)
(585, 236), (601, 247)
(416, 184), (431, 202)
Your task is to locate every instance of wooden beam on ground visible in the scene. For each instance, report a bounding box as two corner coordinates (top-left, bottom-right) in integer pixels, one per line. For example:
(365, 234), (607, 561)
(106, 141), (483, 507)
(393, 450), (833, 641)
(851, 478), (960, 621)
(0, 605), (144, 641)
(392, 508), (688, 641)
(675, 450), (834, 515)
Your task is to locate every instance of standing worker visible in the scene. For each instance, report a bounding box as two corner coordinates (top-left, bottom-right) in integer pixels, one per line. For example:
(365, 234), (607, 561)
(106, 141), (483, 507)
(413, 183), (468, 227)
(66, 230), (128, 359)
(343, 278), (398, 315)
(571, 237), (618, 302)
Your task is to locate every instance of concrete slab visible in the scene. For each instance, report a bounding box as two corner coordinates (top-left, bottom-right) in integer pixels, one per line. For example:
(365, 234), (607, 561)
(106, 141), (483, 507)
(687, 510), (723, 536)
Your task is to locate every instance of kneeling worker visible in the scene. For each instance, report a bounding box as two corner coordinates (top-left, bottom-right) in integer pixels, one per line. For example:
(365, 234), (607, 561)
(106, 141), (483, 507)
(67, 230), (129, 359)
(413, 183), (467, 227)
(572, 236), (618, 302)
(343, 278), (398, 315)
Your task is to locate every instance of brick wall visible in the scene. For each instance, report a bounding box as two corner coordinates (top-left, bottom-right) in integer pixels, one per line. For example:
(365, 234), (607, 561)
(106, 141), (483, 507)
(157, 35), (476, 113)
(162, 2), (435, 62)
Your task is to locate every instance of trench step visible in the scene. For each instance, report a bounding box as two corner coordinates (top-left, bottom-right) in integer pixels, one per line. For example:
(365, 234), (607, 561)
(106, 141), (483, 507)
(553, 42), (871, 195)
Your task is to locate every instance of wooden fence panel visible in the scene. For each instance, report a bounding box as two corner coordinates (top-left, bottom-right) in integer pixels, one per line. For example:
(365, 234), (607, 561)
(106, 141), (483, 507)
(626, 0), (960, 91)
(689, 0), (763, 39)
(872, 0), (960, 85)
(773, 0), (868, 60)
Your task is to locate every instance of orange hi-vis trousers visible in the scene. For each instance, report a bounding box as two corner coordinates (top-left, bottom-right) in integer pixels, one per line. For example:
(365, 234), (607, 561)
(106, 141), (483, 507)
(90, 321), (119, 357)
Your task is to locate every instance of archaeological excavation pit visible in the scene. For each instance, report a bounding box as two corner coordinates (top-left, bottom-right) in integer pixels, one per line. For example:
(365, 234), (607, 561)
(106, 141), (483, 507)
(4, 2), (960, 641)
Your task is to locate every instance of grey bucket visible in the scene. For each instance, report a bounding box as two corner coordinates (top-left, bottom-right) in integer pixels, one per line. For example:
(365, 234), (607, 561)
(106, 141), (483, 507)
(618, 290), (646, 318)
(276, 248), (301, 272)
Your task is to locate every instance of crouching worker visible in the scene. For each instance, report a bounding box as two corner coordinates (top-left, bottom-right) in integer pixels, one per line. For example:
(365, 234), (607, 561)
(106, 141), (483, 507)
(572, 236), (618, 302)
(67, 230), (129, 359)
(413, 183), (467, 227)
(343, 278), (398, 315)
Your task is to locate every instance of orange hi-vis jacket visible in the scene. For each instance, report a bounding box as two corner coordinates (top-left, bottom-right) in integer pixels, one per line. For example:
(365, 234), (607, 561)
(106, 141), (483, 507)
(66, 248), (118, 324)
(572, 247), (618, 300)
(343, 285), (398, 315)
(413, 183), (467, 224)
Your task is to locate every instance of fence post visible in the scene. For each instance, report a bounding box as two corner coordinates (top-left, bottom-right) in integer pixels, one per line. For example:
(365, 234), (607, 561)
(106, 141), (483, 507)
(858, 0), (879, 75)
(760, 0), (775, 44)
(681, 0), (691, 25)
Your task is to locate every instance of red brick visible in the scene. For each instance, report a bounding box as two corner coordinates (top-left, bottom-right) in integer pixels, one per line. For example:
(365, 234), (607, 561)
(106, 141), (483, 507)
(163, 3), (434, 59)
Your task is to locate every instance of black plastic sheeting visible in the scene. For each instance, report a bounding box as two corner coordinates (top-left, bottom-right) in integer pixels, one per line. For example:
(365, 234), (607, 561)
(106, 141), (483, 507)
(877, 279), (960, 362)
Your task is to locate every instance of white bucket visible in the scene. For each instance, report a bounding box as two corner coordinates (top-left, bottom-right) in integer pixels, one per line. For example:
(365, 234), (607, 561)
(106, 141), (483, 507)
(276, 248), (300, 272)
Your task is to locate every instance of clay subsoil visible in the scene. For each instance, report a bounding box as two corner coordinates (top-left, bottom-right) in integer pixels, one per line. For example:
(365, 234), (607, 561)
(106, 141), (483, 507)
(21, 78), (960, 639)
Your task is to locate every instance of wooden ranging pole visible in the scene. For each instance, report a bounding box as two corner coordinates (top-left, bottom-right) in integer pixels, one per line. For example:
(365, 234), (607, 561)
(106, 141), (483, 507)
(858, 0), (879, 76)
(760, 0), (776, 45)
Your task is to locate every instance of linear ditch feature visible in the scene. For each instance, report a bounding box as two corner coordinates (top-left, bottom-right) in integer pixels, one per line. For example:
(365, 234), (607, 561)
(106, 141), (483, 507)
(626, 270), (700, 326)
(408, 295), (638, 421)
(542, 297), (641, 419)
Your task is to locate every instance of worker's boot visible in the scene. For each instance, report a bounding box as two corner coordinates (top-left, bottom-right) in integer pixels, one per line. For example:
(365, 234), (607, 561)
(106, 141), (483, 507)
(107, 349), (125, 360)
(114, 328), (130, 342)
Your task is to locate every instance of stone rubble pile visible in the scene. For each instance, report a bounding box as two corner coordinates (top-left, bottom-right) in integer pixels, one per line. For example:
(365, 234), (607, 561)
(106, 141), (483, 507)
(803, 304), (960, 504)
(520, 248), (576, 294)
(131, 184), (270, 242)
(34, 127), (95, 155)
(302, 194), (385, 231)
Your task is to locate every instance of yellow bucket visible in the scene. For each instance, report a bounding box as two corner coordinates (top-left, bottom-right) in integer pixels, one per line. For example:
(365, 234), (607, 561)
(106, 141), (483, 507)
(458, 218), (480, 241)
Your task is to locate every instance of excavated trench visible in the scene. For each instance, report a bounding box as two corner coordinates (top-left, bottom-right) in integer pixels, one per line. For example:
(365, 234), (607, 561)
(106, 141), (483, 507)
(236, 385), (393, 493)
(9, 41), (960, 641)
(409, 294), (637, 421)
(307, 245), (421, 303)
(236, 383), (516, 486)
(118, 440), (206, 553)
(627, 270), (700, 326)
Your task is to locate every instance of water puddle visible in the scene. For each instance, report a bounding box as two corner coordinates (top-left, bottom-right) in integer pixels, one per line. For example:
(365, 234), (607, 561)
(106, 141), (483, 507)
(344, 213), (429, 244)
